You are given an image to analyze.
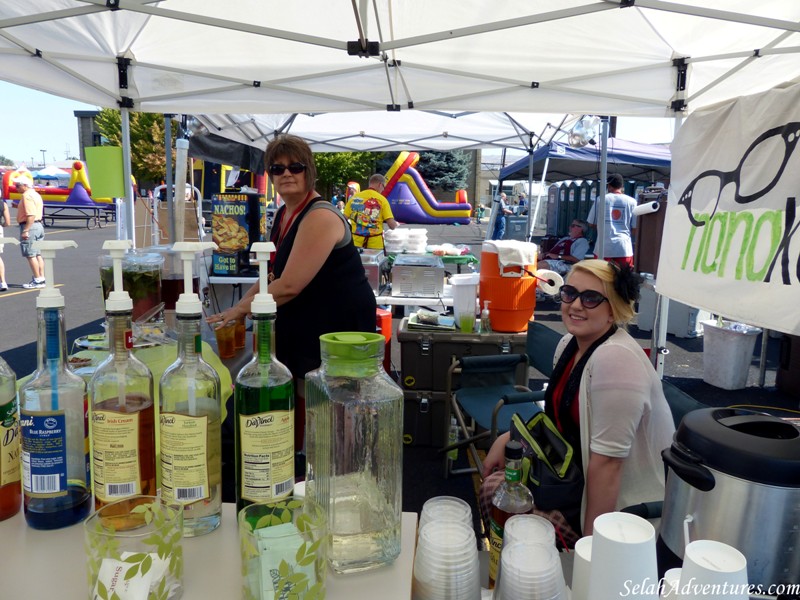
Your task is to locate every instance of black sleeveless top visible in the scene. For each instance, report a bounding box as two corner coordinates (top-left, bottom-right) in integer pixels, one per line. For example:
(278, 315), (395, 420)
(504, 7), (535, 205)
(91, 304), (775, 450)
(270, 198), (377, 378)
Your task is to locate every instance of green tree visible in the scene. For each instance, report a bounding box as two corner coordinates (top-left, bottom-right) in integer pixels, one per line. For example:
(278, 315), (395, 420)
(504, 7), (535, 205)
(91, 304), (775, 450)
(417, 150), (471, 191)
(0, 155), (14, 167)
(94, 108), (179, 184)
(314, 151), (383, 200)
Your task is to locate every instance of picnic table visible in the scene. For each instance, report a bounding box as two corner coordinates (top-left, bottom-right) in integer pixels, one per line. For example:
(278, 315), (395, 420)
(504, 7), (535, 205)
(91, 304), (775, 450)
(42, 203), (116, 229)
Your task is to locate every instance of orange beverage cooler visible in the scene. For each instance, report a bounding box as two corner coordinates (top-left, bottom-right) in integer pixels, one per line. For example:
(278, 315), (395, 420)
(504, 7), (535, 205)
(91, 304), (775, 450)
(479, 241), (539, 332)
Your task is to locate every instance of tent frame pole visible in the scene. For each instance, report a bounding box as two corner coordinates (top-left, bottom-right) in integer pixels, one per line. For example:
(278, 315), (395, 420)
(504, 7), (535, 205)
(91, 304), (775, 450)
(120, 106), (135, 245)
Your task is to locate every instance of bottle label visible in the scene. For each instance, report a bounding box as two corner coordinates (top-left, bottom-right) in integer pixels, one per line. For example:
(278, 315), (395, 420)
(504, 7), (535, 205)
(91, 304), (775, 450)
(92, 409), (142, 502)
(160, 412), (210, 504)
(488, 518), (504, 584)
(505, 465), (522, 482)
(239, 409), (294, 502)
(1, 398), (21, 487)
(20, 410), (68, 497)
(124, 329), (133, 350)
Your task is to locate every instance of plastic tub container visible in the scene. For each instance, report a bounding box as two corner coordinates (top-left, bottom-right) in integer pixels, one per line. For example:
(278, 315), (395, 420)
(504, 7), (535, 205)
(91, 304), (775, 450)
(479, 241), (538, 332)
(450, 273), (479, 333)
(701, 320), (762, 390)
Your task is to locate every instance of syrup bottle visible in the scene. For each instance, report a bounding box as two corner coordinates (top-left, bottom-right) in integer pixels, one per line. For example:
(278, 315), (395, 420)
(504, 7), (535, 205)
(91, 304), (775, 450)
(19, 241), (92, 529)
(233, 242), (294, 512)
(89, 240), (156, 509)
(159, 241), (222, 536)
(0, 352), (21, 521)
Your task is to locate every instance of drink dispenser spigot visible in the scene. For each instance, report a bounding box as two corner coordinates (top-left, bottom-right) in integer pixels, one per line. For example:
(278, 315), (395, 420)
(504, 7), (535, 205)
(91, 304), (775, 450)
(102, 240), (134, 312)
(249, 242), (276, 316)
(172, 242), (218, 316)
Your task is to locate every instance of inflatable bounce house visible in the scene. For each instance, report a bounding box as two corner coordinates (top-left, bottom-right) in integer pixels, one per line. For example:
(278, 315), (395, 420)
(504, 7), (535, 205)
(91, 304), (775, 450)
(383, 152), (471, 225)
(2, 161), (114, 207)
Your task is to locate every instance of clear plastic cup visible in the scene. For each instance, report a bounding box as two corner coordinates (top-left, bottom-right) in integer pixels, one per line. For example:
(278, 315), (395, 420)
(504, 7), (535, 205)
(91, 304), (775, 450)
(495, 541), (565, 600)
(503, 514), (556, 548)
(419, 496), (473, 534)
(413, 520), (480, 600)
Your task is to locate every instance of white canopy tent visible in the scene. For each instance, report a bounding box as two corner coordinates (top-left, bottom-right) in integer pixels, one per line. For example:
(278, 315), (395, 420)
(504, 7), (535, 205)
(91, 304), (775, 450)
(2, 1), (798, 117)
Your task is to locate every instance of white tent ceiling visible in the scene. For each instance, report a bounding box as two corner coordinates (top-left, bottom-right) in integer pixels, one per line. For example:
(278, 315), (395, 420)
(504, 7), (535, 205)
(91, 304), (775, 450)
(192, 111), (579, 153)
(1, 1), (799, 119)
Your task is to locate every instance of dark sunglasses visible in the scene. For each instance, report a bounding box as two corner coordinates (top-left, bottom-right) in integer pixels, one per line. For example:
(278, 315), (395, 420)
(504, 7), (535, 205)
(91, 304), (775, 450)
(559, 284), (608, 309)
(268, 162), (306, 176)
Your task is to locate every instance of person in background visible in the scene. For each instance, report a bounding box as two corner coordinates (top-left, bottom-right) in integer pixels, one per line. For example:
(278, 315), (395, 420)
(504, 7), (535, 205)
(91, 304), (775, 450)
(587, 173), (637, 268)
(0, 194), (10, 291)
(343, 173), (398, 250)
(14, 175), (46, 289)
(479, 260), (674, 545)
(491, 192), (513, 240)
(537, 219), (590, 275)
(336, 199), (345, 212)
(207, 134), (377, 453)
(518, 193), (527, 215)
(475, 203), (485, 224)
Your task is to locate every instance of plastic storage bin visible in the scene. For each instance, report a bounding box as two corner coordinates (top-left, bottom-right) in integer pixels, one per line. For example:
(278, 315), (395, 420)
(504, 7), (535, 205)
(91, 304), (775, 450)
(701, 320), (762, 390)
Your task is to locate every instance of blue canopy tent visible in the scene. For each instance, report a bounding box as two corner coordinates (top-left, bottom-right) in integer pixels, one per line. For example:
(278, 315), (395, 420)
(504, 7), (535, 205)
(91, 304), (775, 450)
(499, 138), (671, 182)
(497, 137), (671, 244)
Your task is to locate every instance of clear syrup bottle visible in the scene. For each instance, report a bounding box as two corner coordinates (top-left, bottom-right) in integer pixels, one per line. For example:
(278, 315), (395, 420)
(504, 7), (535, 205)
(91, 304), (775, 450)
(233, 243), (294, 512)
(159, 242), (222, 536)
(89, 241), (156, 509)
(0, 352), (21, 521)
(19, 241), (91, 529)
(305, 332), (404, 574)
(488, 440), (533, 587)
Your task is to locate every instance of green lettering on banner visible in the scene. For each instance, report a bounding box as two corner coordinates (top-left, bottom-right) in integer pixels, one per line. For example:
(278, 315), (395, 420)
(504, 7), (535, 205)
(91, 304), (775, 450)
(718, 211), (754, 279)
(682, 209), (785, 282)
(700, 212), (728, 274)
(746, 211), (782, 281)
(681, 213), (706, 270)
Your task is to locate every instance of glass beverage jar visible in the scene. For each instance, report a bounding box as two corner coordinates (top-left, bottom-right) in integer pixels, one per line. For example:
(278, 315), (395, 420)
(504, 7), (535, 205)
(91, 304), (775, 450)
(305, 332), (404, 574)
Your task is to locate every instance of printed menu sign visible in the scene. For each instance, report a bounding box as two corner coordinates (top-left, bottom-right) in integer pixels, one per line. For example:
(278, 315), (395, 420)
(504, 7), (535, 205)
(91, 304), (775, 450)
(212, 193), (250, 275)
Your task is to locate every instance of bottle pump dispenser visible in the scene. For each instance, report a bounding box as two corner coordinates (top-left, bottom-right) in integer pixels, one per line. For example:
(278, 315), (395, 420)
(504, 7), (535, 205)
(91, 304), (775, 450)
(18, 241), (92, 529)
(159, 241), (222, 536)
(233, 242), (294, 511)
(89, 240), (156, 508)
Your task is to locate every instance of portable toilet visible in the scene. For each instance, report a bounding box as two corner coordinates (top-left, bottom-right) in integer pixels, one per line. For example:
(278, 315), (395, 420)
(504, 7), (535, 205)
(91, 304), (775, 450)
(546, 184), (560, 236)
(566, 181), (581, 235)
(557, 182), (570, 238)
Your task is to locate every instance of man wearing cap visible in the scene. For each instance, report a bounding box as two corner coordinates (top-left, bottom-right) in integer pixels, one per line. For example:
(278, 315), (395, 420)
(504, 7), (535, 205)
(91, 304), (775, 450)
(14, 175), (46, 288)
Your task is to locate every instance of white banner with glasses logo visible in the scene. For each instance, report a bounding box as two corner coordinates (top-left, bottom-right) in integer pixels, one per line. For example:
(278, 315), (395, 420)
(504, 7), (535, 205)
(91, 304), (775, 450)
(658, 83), (800, 335)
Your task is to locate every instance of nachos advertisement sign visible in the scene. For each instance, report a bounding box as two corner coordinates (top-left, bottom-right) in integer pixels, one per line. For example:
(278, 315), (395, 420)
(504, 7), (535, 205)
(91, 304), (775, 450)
(658, 83), (800, 335)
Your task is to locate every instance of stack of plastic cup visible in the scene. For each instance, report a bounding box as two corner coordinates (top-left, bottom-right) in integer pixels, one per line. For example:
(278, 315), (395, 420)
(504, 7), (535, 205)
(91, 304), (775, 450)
(413, 520), (481, 600)
(503, 514), (556, 548)
(493, 540), (567, 600)
(405, 228), (428, 254)
(419, 496), (473, 536)
(384, 228), (408, 254)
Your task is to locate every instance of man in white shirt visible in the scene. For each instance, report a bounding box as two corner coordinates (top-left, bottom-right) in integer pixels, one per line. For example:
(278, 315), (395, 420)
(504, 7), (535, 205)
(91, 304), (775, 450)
(587, 173), (637, 268)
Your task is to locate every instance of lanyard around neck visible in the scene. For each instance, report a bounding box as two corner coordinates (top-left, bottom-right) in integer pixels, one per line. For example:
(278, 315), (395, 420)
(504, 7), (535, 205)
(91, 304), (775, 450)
(276, 191), (314, 249)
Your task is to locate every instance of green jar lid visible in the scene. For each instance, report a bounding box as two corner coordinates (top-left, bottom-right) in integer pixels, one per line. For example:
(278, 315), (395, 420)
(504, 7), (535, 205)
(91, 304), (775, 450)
(320, 332), (385, 361)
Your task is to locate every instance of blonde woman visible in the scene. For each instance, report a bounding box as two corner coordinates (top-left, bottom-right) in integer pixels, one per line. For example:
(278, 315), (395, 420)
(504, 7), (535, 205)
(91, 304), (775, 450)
(480, 260), (674, 545)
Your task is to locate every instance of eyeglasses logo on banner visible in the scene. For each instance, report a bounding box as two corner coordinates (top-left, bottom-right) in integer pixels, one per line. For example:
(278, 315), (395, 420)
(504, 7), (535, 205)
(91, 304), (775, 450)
(677, 122), (800, 226)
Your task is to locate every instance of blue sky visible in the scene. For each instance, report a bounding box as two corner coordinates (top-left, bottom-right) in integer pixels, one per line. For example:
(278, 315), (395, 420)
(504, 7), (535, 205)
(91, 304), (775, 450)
(0, 79), (675, 168)
(0, 81), (96, 167)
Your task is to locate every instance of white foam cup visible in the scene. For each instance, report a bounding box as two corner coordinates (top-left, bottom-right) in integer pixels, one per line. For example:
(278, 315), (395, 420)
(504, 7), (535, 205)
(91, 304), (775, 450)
(678, 540), (748, 600)
(661, 568), (681, 599)
(587, 512), (659, 600)
(570, 535), (592, 600)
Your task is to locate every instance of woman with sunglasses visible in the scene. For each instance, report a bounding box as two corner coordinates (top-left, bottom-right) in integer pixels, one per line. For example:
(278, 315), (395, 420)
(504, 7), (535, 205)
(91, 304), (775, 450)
(480, 259), (674, 545)
(208, 134), (377, 451)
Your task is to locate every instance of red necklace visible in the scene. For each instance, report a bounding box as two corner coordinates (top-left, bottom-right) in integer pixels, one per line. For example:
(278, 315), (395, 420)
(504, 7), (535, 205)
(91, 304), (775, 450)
(276, 191), (314, 249)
